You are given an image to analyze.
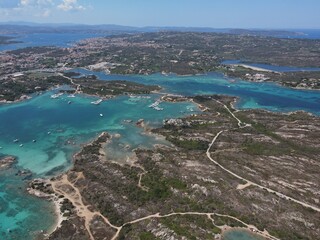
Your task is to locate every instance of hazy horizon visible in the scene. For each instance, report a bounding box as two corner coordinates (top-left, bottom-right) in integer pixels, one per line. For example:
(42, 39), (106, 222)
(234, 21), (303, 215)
(0, 0), (319, 29)
(1, 21), (320, 31)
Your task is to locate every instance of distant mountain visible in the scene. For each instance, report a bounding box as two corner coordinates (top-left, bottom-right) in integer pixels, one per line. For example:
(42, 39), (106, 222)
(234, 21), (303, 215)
(0, 22), (312, 38)
(0, 22), (141, 34)
(0, 21), (75, 26)
(228, 29), (307, 37)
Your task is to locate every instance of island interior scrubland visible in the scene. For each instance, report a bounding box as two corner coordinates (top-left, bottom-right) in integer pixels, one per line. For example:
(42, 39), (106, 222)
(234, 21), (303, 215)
(28, 95), (320, 240)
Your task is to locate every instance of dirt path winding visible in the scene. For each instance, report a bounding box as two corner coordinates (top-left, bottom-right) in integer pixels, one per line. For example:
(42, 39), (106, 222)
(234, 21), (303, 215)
(110, 211), (279, 240)
(50, 97), (319, 240)
(207, 100), (320, 213)
(51, 173), (120, 240)
(58, 73), (82, 93)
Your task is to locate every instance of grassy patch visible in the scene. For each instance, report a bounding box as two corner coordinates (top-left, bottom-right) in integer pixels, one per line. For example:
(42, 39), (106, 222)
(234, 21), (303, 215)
(213, 215), (245, 228)
(142, 171), (172, 200)
(167, 178), (187, 190)
(139, 232), (159, 240)
(167, 137), (208, 150)
(160, 218), (196, 239)
(118, 224), (133, 240)
(242, 141), (290, 156)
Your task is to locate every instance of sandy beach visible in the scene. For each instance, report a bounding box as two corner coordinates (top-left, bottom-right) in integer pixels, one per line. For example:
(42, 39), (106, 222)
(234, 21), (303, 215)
(231, 64), (278, 73)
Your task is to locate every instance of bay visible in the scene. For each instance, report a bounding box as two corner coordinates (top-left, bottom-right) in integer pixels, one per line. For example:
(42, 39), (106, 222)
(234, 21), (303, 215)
(222, 229), (265, 240)
(0, 91), (198, 239)
(0, 33), (106, 51)
(1, 61), (320, 239)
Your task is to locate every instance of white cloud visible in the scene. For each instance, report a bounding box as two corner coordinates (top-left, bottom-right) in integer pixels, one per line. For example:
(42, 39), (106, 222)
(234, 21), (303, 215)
(20, 0), (30, 6)
(19, 0), (53, 7)
(57, 0), (85, 11)
(0, 0), (87, 21)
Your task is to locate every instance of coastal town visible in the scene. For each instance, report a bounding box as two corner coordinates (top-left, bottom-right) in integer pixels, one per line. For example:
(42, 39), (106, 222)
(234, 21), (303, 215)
(1, 32), (320, 103)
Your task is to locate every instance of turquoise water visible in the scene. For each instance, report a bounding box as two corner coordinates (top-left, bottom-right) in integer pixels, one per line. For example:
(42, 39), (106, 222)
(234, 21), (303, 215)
(0, 92), (197, 175)
(0, 167), (57, 239)
(1, 70), (320, 239)
(222, 60), (320, 72)
(0, 90), (198, 239)
(70, 69), (320, 115)
(222, 229), (265, 240)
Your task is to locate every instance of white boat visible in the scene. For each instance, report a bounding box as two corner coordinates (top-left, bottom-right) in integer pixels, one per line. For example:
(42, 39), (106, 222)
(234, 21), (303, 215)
(68, 94), (76, 98)
(148, 100), (161, 108)
(100, 113), (103, 117)
(50, 93), (63, 99)
(148, 99), (163, 110)
(154, 106), (164, 111)
(91, 99), (103, 105)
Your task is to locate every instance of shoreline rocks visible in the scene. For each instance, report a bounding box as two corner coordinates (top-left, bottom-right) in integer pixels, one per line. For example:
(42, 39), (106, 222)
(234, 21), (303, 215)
(0, 156), (16, 170)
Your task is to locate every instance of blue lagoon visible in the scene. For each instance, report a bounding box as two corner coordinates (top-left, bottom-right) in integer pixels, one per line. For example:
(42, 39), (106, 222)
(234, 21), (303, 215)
(1, 70), (320, 239)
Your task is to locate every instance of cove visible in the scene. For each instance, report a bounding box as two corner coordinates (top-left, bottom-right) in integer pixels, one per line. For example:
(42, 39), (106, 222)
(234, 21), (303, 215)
(1, 70), (320, 239)
(69, 69), (320, 115)
(0, 91), (198, 239)
(222, 229), (265, 240)
(0, 33), (107, 52)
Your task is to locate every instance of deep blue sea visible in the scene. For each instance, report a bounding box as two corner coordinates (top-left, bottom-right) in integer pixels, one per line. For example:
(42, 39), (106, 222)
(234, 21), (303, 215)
(0, 32), (107, 51)
(288, 29), (320, 39)
(0, 29), (319, 53)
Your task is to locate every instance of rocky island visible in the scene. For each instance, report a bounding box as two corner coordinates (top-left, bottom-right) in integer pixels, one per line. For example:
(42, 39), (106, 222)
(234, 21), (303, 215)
(28, 95), (320, 240)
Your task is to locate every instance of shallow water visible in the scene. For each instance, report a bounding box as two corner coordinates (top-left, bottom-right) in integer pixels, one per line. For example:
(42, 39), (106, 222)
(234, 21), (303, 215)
(222, 229), (265, 240)
(70, 69), (320, 115)
(0, 91), (197, 174)
(0, 167), (57, 239)
(2, 30), (319, 239)
(1, 69), (320, 239)
(0, 90), (198, 239)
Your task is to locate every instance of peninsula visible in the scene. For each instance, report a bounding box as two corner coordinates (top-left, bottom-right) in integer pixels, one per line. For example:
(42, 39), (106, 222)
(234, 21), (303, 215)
(29, 95), (320, 240)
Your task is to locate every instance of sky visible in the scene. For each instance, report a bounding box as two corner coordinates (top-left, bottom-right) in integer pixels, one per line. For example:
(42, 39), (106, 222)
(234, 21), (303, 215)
(0, 0), (319, 29)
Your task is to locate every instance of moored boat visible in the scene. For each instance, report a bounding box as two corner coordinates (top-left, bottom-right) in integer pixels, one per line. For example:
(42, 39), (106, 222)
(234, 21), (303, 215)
(91, 99), (103, 105)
